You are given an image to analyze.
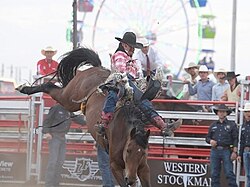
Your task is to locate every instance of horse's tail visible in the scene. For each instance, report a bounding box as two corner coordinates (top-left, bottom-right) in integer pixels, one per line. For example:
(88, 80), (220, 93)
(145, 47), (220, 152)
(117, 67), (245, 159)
(57, 47), (102, 87)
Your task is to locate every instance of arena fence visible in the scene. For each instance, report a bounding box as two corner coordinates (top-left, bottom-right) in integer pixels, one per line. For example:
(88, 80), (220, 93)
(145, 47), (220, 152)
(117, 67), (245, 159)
(0, 93), (246, 187)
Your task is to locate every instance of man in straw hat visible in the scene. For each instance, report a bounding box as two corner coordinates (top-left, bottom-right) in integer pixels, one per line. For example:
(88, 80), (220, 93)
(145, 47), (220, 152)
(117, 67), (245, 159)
(237, 102), (250, 187)
(135, 37), (163, 77)
(181, 62), (200, 100)
(221, 71), (241, 102)
(183, 65), (215, 101)
(212, 68), (229, 101)
(37, 46), (58, 75)
(206, 104), (238, 187)
(96, 32), (182, 136)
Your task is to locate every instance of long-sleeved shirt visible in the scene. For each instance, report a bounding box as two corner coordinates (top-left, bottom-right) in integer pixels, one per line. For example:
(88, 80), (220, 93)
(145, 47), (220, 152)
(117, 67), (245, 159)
(42, 104), (85, 134)
(182, 75), (200, 100)
(111, 51), (142, 78)
(206, 118), (238, 148)
(239, 121), (250, 157)
(212, 82), (230, 101)
(135, 46), (163, 72)
(188, 79), (215, 100)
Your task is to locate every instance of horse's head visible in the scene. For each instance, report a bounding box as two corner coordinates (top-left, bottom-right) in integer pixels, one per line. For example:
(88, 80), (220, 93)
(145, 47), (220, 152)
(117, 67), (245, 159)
(123, 127), (150, 186)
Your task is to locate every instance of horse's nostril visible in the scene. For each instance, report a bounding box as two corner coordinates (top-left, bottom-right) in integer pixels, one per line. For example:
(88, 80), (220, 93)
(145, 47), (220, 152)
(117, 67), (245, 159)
(125, 177), (128, 182)
(125, 177), (135, 186)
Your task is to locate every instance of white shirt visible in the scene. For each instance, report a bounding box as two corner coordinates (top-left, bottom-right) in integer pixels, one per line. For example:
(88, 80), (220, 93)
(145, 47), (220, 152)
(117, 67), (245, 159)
(135, 46), (164, 72)
(182, 75), (200, 100)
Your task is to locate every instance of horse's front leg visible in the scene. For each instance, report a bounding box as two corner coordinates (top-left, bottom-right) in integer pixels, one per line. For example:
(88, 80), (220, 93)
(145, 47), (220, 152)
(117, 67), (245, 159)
(137, 163), (151, 187)
(110, 161), (128, 187)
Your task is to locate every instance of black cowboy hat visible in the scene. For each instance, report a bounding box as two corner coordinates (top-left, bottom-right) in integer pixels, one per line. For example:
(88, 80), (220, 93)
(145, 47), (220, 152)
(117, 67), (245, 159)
(213, 104), (232, 115)
(115, 32), (143, 49)
(225, 71), (240, 80)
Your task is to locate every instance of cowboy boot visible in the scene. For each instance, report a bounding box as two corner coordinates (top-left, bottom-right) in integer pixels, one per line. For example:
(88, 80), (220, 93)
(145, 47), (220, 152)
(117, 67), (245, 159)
(152, 116), (182, 136)
(95, 112), (113, 135)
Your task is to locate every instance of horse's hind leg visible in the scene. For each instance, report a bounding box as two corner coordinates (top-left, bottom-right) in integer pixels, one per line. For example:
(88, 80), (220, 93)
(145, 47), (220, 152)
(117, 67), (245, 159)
(16, 82), (58, 95)
(137, 164), (151, 187)
(110, 162), (127, 187)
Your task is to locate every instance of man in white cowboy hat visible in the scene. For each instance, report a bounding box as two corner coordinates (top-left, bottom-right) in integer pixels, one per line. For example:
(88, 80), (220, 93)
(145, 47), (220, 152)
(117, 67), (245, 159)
(237, 102), (250, 187)
(37, 46), (58, 75)
(134, 37), (164, 77)
(221, 71), (241, 102)
(181, 62), (200, 100)
(212, 68), (229, 101)
(183, 65), (215, 101)
(206, 104), (238, 187)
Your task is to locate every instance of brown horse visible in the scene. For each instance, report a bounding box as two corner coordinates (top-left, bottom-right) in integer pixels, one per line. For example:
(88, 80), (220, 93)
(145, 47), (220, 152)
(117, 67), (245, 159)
(16, 47), (151, 187)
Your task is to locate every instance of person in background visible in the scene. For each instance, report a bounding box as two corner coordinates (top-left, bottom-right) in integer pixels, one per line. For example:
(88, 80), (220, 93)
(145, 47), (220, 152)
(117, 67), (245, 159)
(221, 71), (241, 103)
(181, 62), (200, 100)
(206, 104), (238, 187)
(237, 102), (250, 187)
(212, 68), (229, 101)
(135, 37), (164, 77)
(96, 144), (115, 187)
(37, 46), (59, 76)
(183, 65), (215, 101)
(42, 104), (85, 187)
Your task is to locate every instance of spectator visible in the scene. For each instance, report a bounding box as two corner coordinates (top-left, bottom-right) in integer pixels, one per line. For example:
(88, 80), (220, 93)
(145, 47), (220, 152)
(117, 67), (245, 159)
(182, 62), (200, 100)
(135, 37), (164, 77)
(237, 102), (250, 187)
(212, 68), (229, 101)
(42, 104), (85, 187)
(183, 65), (215, 101)
(221, 71), (241, 102)
(206, 104), (238, 187)
(37, 46), (59, 75)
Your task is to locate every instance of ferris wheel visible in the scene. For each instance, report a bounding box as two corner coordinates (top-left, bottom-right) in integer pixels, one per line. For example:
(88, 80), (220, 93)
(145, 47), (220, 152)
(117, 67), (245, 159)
(80, 0), (214, 77)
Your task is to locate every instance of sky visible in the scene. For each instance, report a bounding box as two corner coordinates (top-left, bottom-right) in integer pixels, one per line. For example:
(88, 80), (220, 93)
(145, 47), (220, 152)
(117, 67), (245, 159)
(0, 0), (250, 84)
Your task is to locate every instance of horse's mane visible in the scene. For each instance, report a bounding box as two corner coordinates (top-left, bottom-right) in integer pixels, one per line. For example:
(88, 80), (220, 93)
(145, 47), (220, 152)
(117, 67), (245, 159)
(134, 131), (149, 149)
(120, 104), (149, 149)
(57, 47), (102, 87)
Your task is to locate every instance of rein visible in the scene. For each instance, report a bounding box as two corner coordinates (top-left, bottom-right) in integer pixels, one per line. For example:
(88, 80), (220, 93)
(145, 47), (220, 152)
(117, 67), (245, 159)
(72, 87), (99, 114)
(36, 114), (80, 129)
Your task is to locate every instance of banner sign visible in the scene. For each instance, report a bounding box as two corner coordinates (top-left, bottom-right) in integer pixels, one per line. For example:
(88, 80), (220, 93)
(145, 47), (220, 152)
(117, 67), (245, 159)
(40, 154), (103, 185)
(148, 159), (227, 187)
(40, 154), (228, 186)
(0, 153), (26, 182)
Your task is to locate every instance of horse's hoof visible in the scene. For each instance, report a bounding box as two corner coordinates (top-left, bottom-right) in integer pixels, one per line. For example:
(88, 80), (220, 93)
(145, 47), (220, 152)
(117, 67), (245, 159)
(15, 83), (27, 92)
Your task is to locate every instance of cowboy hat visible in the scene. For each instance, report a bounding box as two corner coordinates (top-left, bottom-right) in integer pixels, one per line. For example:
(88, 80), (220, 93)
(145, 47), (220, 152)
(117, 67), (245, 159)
(213, 68), (227, 77)
(139, 38), (150, 47)
(225, 71), (240, 80)
(213, 104), (232, 115)
(198, 65), (211, 74)
(239, 103), (250, 111)
(41, 46), (57, 56)
(184, 62), (199, 73)
(115, 32), (143, 49)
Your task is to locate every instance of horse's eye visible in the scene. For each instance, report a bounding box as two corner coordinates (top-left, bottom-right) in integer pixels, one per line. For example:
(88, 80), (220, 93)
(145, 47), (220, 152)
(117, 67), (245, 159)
(127, 149), (131, 154)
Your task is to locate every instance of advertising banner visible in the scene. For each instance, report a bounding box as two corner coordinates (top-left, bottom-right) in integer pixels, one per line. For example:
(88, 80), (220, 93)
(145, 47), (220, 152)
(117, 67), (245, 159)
(148, 159), (228, 187)
(40, 154), (228, 186)
(40, 154), (103, 185)
(0, 153), (26, 182)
